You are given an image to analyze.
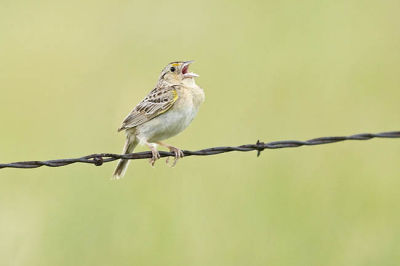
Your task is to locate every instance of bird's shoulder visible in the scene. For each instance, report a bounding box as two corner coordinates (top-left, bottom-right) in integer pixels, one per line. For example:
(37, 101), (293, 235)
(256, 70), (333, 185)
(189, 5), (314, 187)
(118, 83), (180, 131)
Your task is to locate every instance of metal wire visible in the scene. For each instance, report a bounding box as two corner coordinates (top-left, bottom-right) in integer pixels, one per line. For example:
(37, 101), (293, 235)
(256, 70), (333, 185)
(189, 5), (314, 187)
(0, 130), (399, 169)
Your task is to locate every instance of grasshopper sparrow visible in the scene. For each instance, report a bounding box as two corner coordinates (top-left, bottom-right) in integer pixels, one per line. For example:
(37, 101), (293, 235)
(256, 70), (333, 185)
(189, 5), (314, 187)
(113, 61), (205, 179)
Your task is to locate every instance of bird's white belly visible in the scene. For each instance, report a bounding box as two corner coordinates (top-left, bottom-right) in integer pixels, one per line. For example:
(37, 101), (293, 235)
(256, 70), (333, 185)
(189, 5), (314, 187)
(136, 100), (198, 143)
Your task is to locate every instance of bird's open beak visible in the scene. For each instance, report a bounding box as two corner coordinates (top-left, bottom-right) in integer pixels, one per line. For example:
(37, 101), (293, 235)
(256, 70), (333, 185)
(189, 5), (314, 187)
(182, 60), (199, 78)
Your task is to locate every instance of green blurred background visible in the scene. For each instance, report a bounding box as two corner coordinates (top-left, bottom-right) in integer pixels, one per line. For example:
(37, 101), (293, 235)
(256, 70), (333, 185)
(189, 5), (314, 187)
(1, 0), (399, 265)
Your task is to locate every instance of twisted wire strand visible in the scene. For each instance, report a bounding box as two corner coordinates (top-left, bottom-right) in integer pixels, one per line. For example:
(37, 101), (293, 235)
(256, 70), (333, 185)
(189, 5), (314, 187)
(0, 131), (399, 170)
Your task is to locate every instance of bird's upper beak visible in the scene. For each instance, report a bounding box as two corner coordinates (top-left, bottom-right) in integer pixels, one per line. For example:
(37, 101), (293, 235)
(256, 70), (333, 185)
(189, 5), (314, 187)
(182, 60), (199, 78)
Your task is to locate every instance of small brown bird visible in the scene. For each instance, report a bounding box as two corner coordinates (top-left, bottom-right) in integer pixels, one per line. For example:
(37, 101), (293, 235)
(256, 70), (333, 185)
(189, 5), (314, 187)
(113, 61), (205, 179)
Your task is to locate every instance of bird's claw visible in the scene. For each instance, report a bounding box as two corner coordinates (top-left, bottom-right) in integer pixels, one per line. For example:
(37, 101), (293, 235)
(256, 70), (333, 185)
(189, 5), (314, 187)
(149, 149), (161, 167)
(166, 147), (184, 167)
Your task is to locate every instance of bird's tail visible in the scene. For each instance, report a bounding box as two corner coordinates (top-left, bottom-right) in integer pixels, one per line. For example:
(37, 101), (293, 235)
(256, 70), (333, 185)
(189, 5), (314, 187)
(112, 136), (138, 180)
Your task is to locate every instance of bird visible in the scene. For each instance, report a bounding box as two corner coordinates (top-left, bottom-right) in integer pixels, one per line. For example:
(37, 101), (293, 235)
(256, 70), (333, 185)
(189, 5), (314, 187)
(112, 60), (205, 179)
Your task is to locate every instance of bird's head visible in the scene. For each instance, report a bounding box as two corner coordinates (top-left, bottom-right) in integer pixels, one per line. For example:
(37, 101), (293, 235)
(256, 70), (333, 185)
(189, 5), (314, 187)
(159, 60), (199, 84)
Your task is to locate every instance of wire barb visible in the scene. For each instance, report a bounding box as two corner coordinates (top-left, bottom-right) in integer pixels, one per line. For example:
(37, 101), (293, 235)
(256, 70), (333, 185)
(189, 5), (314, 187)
(256, 140), (265, 157)
(0, 130), (399, 170)
(93, 156), (104, 166)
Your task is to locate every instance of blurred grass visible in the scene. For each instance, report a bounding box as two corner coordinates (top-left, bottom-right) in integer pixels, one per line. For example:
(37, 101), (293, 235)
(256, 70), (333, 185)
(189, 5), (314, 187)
(0, 0), (400, 265)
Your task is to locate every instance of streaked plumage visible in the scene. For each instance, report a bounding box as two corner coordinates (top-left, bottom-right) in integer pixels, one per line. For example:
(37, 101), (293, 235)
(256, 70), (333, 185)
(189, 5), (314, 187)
(113, 61), (205, 179)
(118, 85), (178, 131)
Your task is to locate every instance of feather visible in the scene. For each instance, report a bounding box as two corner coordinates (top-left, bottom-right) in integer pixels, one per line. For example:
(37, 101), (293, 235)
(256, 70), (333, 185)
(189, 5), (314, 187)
(118, 84), (179, 131)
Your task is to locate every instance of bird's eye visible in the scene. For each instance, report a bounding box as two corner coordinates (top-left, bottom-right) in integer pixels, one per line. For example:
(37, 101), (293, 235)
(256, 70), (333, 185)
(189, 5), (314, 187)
(170, 67), (176, 72)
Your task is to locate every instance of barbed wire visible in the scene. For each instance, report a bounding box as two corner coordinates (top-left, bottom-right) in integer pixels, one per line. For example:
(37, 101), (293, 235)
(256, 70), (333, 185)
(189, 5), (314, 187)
(0, 130), (399, 170)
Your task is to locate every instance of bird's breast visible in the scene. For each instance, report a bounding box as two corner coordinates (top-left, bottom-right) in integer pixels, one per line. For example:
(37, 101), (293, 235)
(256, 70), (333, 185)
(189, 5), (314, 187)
(136, 82), (204, 142)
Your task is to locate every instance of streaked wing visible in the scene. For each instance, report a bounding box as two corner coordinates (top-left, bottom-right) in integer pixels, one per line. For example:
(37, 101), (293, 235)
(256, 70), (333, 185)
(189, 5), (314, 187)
(118, 85), (179, 131)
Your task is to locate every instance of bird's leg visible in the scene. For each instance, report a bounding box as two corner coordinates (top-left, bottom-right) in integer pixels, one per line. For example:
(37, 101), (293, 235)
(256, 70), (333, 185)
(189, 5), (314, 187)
(156, 141), (184, 167)
(145, 142), (160, 167)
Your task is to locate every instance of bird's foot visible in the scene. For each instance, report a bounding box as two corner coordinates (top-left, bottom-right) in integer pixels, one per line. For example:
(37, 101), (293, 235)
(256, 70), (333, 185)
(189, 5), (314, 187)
(148, 147), (160, 167)
(166, 146), (184, 167)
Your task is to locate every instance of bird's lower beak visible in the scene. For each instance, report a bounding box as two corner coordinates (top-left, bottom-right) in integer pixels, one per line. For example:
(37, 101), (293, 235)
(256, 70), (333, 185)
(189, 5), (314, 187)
(182, 60), (199, 78)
